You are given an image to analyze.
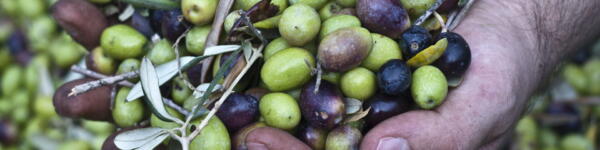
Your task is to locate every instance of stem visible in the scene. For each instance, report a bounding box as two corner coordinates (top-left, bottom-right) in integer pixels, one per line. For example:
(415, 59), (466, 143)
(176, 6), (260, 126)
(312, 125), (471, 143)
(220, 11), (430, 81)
(200, 0), (235, 83)
(414, 0), (445, 26)
(448, 0), (475, 31)
(71, 66), (135, 87)
(68, 71), (138, 96)
(433, 11), (448, 33)
(163, 97), (190, 116)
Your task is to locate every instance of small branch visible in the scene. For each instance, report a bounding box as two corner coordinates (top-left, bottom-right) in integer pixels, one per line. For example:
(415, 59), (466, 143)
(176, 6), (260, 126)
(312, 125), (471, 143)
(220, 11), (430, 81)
(71, 66), (135, 87)
(433, 11), (448, 33)
(448, 0), (475, 31)
(313, 62), (322, 94)
(110, 86), (117, 110)
(68, 71), (139, 96)
(414, 0), (445, 26)
(222, 56), (247, 89)
(200, 0), (235, 83)
(163, 97), (190, 116)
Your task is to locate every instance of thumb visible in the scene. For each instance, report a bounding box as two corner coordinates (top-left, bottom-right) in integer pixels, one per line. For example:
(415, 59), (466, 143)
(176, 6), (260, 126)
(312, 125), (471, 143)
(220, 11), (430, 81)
(244, 127), (311, 150)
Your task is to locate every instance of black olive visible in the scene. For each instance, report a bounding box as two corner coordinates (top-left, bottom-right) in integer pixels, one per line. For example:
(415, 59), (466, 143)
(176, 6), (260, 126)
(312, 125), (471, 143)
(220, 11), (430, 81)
(160, 9), (190, 42)
(150, 10), (165, 33)
(299, 80), (345, 130)
(185, 63), (203, 86)
(363, 94), (412, 130)
(569, 49), (591, 65)
(545, 103), (582, 136)
(432, 32), (471, 86)
(215, 93), (259, 133)
(377, 59), (411, 96)
(295, 123), (327, 150)
(400, 26), (432, 59)
(129, 12), (155, 38)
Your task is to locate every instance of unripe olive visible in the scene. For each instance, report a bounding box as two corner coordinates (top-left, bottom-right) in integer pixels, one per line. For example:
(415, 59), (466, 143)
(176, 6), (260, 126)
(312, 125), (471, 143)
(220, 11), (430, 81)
(11, 106), (29, 124)
(112, 87), (145, 127)
(296, 123), (327, 150)
(318, 27), (372, 72)
(300, 80), (345, 130)
(23, 62), (38, 94)
(150, 107), (184, 129)
(560, 134), (593, 150)
(319, 2), (343, 20)
(279, 4), (321, 46)
(362, 33), (403, 71)
(289, 0), (328, 9)
(182, 0), (218, 25)
(562, 64), (588, 94)
(53, 78), (113, 121)
(49, 37), (86, 68)
(322, 72), (341, 85)
(340, 67), (376, 100)
(399, 0), (436, 19)
(583, 59), (600, 95)
(23, 117), (46, 138)
(224, 10), (242, 33)
(100, 24), (147, 60)
(336, 0), (356, 7)
(33, 96), (57, 119)
(52, 0), (108, 50)
(186, 25), (211, 55)
(27, 16), (57, 53)
(148, 39), (176, 65)
(19, 0), (45, 18)
(189, 116), (231, 150)
(0, 48), (11, 71)
(1, 65), (22, 96)
(171, 75), (192, 104)
(86, 47), (116, 75)
(82, 120), (114, 135)
(0, 0), (19, 16)
(319, 15), (361, 40)
(411, 65), (447, 109)
(58, 140), (91, 150)
(116, 58), (141, 82)
(259, 93), (301, 130)
(325, 125), (362, 150)
(234, 0), (288, 14)
(261, 48), (315, 91)
(263, 37), (291, 60)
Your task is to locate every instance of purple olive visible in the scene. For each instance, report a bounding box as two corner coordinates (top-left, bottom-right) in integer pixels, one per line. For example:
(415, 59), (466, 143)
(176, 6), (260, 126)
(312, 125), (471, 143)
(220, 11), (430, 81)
(545, 103), (582, 135)
(400, 26), (432, 59)
(128, 12), (155, 38)
(437, 0), (458, 13)
(300, 80), (345, 130)
(52, 0), (108, 50)
(7, 31), (32, 65)
(150, 10), (165, 32)
(185, 63), (204, 86)
(216, 93), (259, 132)
(356, 0), (411, 38)
(296, 123), (327, 150)
(53, 78), (113, 121)
(0, 120), (17, 145)
(377, 59), (411, 96)
(432, 32), (471, 86)
(363, 94), (412, 129)
(325, 125), (362, 150)
(160, 9), (191, 41)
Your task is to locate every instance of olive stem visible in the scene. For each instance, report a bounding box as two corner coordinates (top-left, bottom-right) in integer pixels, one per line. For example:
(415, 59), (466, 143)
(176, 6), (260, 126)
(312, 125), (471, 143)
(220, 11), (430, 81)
(163, 97), (190, 116)
(70, 66), (135, 87)
(67, 71), (139, 96)
(313, 62), (322, 94)
(414, 0), (446, 26)
(447, 0), (475, 31)
(172, 28), (198, 93)
(199, 0), (235, 83)
(433, 11), (448, 33)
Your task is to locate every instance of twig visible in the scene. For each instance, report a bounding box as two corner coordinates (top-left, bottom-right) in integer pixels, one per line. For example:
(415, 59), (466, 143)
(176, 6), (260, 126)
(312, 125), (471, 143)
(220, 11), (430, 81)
(560, 97), (600, 105)
(414, 0), (445, 26)
(313, 62), (322, 94)
(172, 28), (197, 91)
(200, 0), (235, 83)
(110, 86), (117, 110)
(70, 66), (135, 87)
(448, 0), (475, 31)
(433, 11), (448, 33)
(68, 71), (139, 96)
(163, 97), (190, 116)
(222, 56), (247, 89)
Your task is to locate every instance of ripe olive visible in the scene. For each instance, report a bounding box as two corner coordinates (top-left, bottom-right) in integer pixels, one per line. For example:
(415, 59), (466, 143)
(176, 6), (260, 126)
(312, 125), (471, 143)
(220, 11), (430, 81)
(361, 33), (403, 71)
(583, 59), (600, 95)
(264, 37), (291, 60)
(52, 0), (108, 50)
(401, 26), (432, 59)
(148, 39), (176, 65)
(112, 87), (145, 127)
(128, 12), (155, 38)
(261, 48), (315, 92)
(101, 126), (140, 150)
(289, 0), (328, 9)
(318, 27), (372, 72)
(182, 0), (218, 25)
(259, 93), (301, 130)
(411, 65), (447, 109)
(296, 123), (327, 150)
(433, 32), (471, 86)
(216, 93), (259, 132)
(377, 59), (412, 96)
(0, 120), (18, 145)
(363, 94), (412, 129)
(356, 0), (410, 38)
(399, 0), (436, 19)
(185, 63), (204, 86)
(189, 116), (231, 150)
(300, 80), (345, 130)
(325, 125), (362, 150)
(53, 78), (113, 121)
(186, 25), (211, 55)
(1, 65), (22, 96)
(86, 47), (116, 75)
(340, 67), (377, 100)
(160, 9), (191, 41)
(437, 0), (458, 13)
(100, 24), (147, 60)
(232, 122), (268, 150)
(279, 4), (321, 46)
(319, 15), (361, 40)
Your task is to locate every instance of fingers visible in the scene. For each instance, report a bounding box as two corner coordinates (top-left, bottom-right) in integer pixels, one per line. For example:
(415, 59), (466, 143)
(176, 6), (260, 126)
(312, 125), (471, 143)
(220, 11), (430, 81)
(245, 127), (311, 150)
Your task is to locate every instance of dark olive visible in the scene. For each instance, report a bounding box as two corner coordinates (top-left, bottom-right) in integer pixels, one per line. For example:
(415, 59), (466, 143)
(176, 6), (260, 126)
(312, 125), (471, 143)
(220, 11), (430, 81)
(437, 0), (458, 13)
(545, 103), (582, 136)
(7, 31), (32, 65)
(53, 78), (113, 121)
(244, 87), (270, 100)
(296, 123), (327, 150)
(432, 32), (471, 86)
(101, 126), (143, 150)
(325, 125), (362, 150)
(300, 80), (345, 130)
(377, 59), (411, 95)
(401, 26), (432, 59)
(150, 10), (165, 32)
(52, 0), (108, 50)
(569, 49), (591, 65)
(356, 0), (411, 38)
(128, 12), (155, 38)
(232, 122), (267, 150)
(318, 27), (372, 72)
(160, 9), (191, 41)
(363, 94), (412, 129)
(0, 120), (17, 145)
(185, 62), (204, 86)
(216, 93), (259, 133)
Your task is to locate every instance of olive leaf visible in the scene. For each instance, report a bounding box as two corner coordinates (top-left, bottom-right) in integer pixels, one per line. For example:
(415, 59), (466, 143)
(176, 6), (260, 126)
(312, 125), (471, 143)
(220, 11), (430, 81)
(127, 56), (196, 102)
(119, 0), (179, 10)
(344, 107), (371, 123)
(140, 58), (182, 123)
(118, 4), (135, 21)
(344, 98), (363, 114)
(203, 45), (241, 56)
(191, 83), (224, 99)
(114, 127), (168, 150)
(243, 41), (253, 62)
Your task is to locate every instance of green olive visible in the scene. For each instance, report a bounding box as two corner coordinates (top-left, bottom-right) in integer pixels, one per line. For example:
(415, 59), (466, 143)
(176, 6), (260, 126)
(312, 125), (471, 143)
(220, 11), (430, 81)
(148, 39), (176, 65)
(18, 0), (45, 18)
(399, 0), (436, 19)
(560, 134), (593, 150)
(289, 0), (328, 9)
(151, 107), (184, 129)
(117, 58), (141, 82)
(411, 65), (447, 109)
(259, 93), (301, 130)
(0, 48), (11, 71)
(336, 0), (356, 7)
(279, 4), (321, 46)
(361, 33), (403, 71)
(27, 16), (57, 53)
(88, 47), (117, 75)
(515, 116), (537, 143)
(254, 15), (281, 29)
(23, 117), (47, 138)
(88, 0), (110, 4)
(2, 65), (22, 96)
(0, 0), (19, 16)
(171, 75), (192, 104)
(58, 140), (91, 150)
(583, 59), (600, 95)
(224, 10), (242, 33)
(261, 48), (315, 91)
(234, 0), (288, 14)
(562, 64), (588, 94)
(319, 15), (361, 40)
(322, 72), (341, 85)
(340, 67), (376, 100)
(34, 96), (57, 119)
(50, 37), (86, 68)
(24, 62), (40, 94)
(286, 88), (302, 100)
(82, 120), (114, 135)
(0, 98), (12, 116)
(100, 24), (147, 60)
(186, 25), (212, 55)
(182, 0), (218, 25)
(319, 2), (343, 20)
(112, 87), (145, 127)
(264, 37), (292, 60)
(190, 116), (231, 150)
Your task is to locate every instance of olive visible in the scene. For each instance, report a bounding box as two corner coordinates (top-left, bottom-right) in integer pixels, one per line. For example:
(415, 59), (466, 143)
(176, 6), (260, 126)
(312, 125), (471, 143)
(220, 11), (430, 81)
(33, 96), (57, 119)
(148, 39), (176, 65)
(562, 64), (588, 94)
(58, 140), (91, 150)
(515, 116), (537, 148)
(263, 37), (291, 60)
(82, 120), (114, 135)
(318, 27), (372, 72)
(186, 25), (211, 55)
(325, 125), (362, 150)
(377, 59), (411, 96)
(319, 2), (343, 20)
(399, 0), (435, 19)
(538, 128), (559, 149)
(336, 0), (356, 7)
(151, 106), (184, 129)
(289, 0), (328, 9)
(0, 120), (18, 145)
(100, 24), (147, 60)
(300, 80), (345, 130)
(212, 53), (241, 78)
(261, 48), (315, 92)
(160, 9), (191, 42)
(88, 0), (111, 4)
(27, 16), (57, 53)
(545, 103), (582, 135)
(322, 72), (341, 85)
(432, 32), (471, 86)
(437, 0), (458, 13)
(1, 66), (22, 96)
(170, 76), (192, 104)
(7, 31), (28, 55)
(101, 127), (141, 150)
(18, 0), (45, 17)
(583, 59), (600, 95)
(319, 15), (361, 40)
(244, 87), (270, 100)
(259, 93), (301, 130)
(53, 78), (113, 121)
(411, 65), (447, 109)
(224, 10), (242, 33)
(356, 0), (410, 38)
(279, 4), (321, 46)
(232, 122), (267, 150)
(216, 93), (259, 132)
(286, 88), (302, 100)
(86, 47), (116, 75)
(401, 26), (432, 59)
(182, 0), (218, 25)
(128, 12), (155, 38)
(112, 87), (145, 127)
(116, 58), (141, 82)
(185, 63), (204, 86)
(560, 134), (593, 150)
(52, 0), (108, 50)
(150, 10), (166, 32)
(49, 36), (86, 68)
(189, 116), (231, 150)
(11, 106), (29, 124)
(296, 123), (327, 150)
(340, 67), (377, 100)
(361, 33), (403, 71)
(363, 94), (412, 129)
(0, 49), (11, 71)
(254, 15), (282, 29)
(234, 0), (288, 14)
(0, 0), (19, 16)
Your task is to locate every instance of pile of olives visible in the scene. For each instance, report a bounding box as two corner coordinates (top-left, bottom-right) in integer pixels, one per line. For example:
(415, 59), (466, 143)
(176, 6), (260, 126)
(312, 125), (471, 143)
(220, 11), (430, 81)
(0, 0), (474, 149)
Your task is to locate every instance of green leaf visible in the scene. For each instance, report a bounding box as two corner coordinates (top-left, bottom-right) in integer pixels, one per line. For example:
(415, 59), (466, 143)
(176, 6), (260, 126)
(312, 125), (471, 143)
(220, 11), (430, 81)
(203, 45), (242, 56)
(119, 0), (179, 10)
(127, 56), (198, 102)
(114, 128), (167, 150)
(140, 58), (181, 123)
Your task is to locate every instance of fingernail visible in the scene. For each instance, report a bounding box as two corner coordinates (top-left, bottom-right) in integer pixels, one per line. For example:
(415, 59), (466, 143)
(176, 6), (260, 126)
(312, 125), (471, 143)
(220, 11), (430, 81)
(247, 142), (268, 150)
(376, 137), (410, 150)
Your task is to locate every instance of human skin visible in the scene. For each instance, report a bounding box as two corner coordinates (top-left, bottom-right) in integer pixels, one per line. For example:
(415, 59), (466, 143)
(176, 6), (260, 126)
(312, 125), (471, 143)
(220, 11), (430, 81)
(243, 0), (600, 149)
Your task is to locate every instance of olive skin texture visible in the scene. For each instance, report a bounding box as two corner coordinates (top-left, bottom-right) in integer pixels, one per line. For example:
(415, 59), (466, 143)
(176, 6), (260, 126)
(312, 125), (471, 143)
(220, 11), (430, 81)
(52, 0), (108, 50)
(356, 0), (410, 38)
(182, 0), (218, 25)
(562, 64), (588, 94)
(53, 78), (113, 121)
(340, 67), (377, 100)
(399, 0), (436, 19)
(322, 72), (341, 85)
(279, 4), (321, 46)
(186, 25), (211, 55)
(49, 37), (86, 68)
(261, 48), (315, 92)
(232, 122), (267, 150)
(216, 93), (259, 132)
(325, 125), (362, 150)
(437, 0), (458, 13)
(189, 117), (231, 150)
(112, 87), (145, 127)
(432, 32), (471, 86)
(363, 94), (412, 129)
(263, 37), (291, 60)
(319, 2), (343, 20)
(161, 9), (191, 42)
(299, 80), (345, 130)
(1, 65), (22, 96)
(318, 27), (373, 72)
(171, 76), (192, 104)
(147, 39), (176, 65)
(377, 59), (412, 96)
(411, 65), (447, 109)
(151, 107), (184, 129)
(100, 24), (147, 60)
(361, 33), (403, 71)
(289, 0), (328, 9)
(234, 0), (288, 14)
(59, 140), (91, 150)
(116, 58), (141, 81)
(259, 93), (301, 130)
(224, 10), (242, 33)
(401, 26), (433, 59)
(319, 15), (361, 40)
(296, 123), (327, 150)
(336, 0), (356, 7)
(185, 63), (204, 86)
(560, 134), (594, 150)
(86, 47), (116, 75)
